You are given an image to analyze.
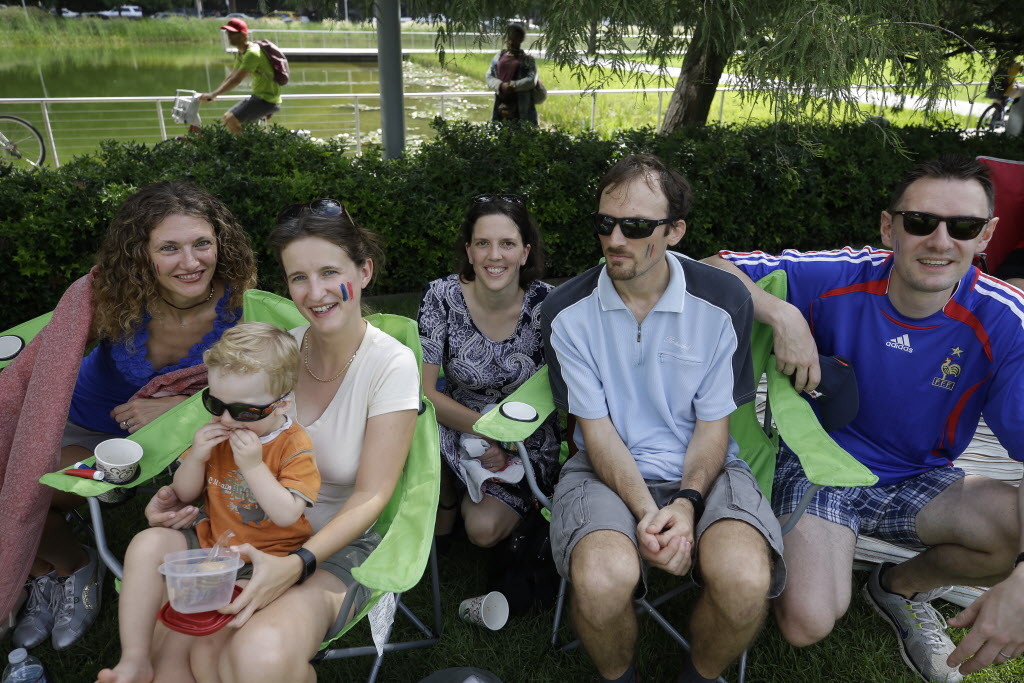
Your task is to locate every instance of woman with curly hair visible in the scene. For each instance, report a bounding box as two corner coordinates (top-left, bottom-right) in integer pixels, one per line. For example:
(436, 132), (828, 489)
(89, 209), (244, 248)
(9, 181), (256, 652)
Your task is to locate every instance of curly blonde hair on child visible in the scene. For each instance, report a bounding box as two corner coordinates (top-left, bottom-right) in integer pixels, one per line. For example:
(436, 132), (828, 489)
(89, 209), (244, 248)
(203, 322), (300, 398)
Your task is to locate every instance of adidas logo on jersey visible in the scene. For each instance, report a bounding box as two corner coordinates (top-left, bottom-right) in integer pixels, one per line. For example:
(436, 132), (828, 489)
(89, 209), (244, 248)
(886, 334), (913, 353)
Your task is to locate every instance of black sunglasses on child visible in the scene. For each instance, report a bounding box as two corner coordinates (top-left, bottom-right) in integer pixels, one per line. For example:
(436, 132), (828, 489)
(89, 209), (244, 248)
(276, 198), (346, 224)
(591, 213), (676, 239)
(201, 388), (288, 422)
(472, 193), (526, 205)
(890, 211), (991, 241)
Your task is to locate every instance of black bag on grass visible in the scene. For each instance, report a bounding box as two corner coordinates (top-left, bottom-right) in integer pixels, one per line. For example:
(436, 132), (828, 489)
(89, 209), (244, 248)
(488, 506), (560, 616)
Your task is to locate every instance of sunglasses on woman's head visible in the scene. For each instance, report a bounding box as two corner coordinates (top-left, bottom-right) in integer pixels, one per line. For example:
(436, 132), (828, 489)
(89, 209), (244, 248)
(890, 211), (991, 241)
(472, 193), (526, 205)
(201, 388), (287, 422)
(591, 213), (676, 239)
(276, 198), (346, 224)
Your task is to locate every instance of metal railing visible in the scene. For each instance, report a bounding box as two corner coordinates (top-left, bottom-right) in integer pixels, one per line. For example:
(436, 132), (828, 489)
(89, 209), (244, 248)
(0, 82), (992, 167)
(0, 88), (679, 165)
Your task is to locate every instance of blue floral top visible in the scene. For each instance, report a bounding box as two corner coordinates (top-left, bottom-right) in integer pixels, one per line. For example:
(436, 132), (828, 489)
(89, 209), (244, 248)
(68, 291), (238, 435)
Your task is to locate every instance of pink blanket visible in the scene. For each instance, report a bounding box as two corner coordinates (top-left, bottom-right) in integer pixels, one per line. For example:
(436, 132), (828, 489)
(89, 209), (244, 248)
(132, 364), (208, 400)
(0, 274), (212, 621)
(0, 270), (95, 621)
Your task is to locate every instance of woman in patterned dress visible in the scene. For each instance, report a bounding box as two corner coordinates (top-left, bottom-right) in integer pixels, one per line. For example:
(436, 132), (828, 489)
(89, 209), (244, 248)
(418, 194), (560, 547)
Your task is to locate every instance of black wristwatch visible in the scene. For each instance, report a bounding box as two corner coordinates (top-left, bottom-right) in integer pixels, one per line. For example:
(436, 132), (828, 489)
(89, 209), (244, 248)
(289, 547), (317, 584)
(667, 488), (705, 523)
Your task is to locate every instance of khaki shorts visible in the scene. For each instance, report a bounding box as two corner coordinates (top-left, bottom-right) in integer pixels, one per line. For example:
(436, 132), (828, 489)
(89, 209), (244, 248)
(550, 453), (786, 599)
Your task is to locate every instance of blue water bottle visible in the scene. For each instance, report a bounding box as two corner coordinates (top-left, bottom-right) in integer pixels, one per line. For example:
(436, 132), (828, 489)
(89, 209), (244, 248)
(2, 648), (48, 683)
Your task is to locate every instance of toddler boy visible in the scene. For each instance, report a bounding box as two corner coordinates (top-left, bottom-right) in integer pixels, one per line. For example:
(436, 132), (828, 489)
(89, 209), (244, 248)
(97, 321), (318, 683)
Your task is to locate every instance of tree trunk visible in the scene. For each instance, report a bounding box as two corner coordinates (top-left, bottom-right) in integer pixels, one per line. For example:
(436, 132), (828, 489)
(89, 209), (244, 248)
(586, 19), (598, 56)
(660, 22), (731, 133)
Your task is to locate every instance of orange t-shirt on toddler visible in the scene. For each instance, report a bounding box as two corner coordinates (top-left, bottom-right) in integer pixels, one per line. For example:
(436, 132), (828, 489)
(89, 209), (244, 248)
(181, 417), (320, 557)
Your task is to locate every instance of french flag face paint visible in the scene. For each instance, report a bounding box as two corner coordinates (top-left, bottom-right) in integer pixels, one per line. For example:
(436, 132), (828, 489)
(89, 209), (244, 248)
(346, 282), (354, 300)
(340, 283), (348, 302)
(645, 244), (652, 259)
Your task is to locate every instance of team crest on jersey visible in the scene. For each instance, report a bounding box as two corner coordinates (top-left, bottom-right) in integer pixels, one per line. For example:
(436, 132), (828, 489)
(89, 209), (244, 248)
(931, 347), (964, 391)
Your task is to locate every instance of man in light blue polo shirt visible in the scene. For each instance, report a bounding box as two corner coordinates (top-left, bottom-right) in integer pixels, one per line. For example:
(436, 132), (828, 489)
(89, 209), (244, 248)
(541, 154), (785, 683)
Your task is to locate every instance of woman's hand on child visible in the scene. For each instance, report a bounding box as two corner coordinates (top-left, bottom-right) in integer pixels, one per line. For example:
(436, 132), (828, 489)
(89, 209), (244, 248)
(220, 543), (304, 627)
(144, 486), (200, 530)
(229, 429), (264, 472)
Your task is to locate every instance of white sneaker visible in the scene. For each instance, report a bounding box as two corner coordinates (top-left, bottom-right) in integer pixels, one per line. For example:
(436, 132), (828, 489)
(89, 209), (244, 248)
(862, 563), (963, 683)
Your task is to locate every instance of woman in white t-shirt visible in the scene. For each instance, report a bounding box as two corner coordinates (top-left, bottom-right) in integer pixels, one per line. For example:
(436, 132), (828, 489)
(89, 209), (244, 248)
(140, 200), (419, 683)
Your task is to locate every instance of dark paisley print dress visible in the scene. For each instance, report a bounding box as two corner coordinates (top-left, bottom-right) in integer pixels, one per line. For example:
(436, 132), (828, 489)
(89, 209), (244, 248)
(418, 275), (560, 516)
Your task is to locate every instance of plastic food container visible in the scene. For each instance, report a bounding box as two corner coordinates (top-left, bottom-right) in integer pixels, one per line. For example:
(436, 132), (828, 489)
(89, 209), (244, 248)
(158, 548), (242, 614)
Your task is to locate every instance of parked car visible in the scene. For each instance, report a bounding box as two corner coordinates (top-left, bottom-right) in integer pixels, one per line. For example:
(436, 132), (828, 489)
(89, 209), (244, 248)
(98, 5), (143, 18)
(267, 10), (299, 22)
(51, 7), (80, 17)
(225, 12), (251, 19)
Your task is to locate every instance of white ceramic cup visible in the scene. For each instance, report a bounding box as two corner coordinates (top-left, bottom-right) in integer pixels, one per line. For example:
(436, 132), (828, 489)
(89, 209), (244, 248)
(458, 591), (509, 631)
(94, 438), (144, 484)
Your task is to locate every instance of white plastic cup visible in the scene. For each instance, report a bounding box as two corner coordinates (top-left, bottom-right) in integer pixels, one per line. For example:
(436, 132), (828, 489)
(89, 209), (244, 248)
(458, 591), (509, 631)
(158, 548), (242, 614)
(94, 438), (143, 484)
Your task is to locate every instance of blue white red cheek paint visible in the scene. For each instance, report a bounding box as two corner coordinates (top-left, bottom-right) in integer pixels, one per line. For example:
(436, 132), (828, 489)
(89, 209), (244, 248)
(645, 244), (651, 259)
(346, 282), (354, 300)
(340, 284), (348, 302)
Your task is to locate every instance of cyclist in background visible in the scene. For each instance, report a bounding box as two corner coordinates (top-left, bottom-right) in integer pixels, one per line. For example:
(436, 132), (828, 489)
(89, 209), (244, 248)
(985, 56), (1022, 136)
(200, 19), (282, 135)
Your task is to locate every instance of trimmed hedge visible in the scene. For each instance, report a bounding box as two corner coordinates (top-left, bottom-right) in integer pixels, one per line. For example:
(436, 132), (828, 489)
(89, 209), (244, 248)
(2, 120), (1023, 330)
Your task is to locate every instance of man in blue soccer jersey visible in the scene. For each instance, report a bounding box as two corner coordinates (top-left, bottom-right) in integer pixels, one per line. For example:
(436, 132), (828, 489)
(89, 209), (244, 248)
(706, 156), (1024, 682)
(541, 155), (786, 683)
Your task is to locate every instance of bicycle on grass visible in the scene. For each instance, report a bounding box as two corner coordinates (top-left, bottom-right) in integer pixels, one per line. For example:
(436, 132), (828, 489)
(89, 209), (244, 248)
(0, 115), (46, 170)
(977, 96), (1018, 133)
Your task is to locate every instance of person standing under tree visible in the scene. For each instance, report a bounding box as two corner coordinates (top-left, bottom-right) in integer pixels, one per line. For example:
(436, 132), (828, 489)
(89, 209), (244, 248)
(485, 23), (540, 125)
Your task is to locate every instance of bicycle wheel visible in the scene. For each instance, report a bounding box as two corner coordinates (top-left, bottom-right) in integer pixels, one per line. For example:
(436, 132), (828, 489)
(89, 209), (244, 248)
(0, 115), (46, 170)
(976, 104), (1004, 132)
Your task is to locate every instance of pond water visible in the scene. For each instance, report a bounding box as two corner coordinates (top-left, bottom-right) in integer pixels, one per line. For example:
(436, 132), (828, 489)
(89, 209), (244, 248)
(3, 44), (496, 164)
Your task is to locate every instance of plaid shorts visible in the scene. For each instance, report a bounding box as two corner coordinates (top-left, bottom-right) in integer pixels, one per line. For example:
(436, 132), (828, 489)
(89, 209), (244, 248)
(773, 444), (965, 550)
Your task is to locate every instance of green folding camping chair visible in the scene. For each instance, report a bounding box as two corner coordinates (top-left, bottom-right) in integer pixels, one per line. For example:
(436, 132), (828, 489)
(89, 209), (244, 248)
(472, 270), (877, 683)
(239, 292), (444, 678)
(0, 311), (53, 370)
(31, 289), (442, 682)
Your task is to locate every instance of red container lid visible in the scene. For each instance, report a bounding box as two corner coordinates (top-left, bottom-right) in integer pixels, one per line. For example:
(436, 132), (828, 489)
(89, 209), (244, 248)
(157, 584), (243, 636)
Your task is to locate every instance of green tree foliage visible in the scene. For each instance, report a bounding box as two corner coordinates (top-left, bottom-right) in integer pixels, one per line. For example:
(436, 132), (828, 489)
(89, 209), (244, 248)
(407, 0), (984, 131)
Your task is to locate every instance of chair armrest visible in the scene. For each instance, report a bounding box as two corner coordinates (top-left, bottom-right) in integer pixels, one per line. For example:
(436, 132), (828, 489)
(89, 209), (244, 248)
(767, 356), (877, 488)
(0, 311), (54, 370)
(40, 392), (208, 496)
(351, 400), (441, 594)
(473, 366), (556, 443)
